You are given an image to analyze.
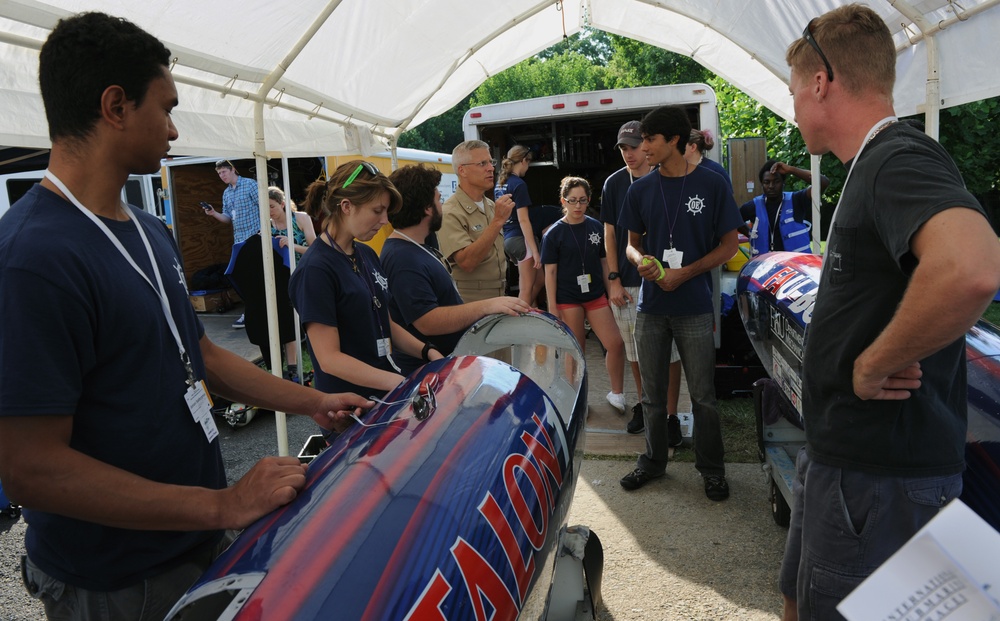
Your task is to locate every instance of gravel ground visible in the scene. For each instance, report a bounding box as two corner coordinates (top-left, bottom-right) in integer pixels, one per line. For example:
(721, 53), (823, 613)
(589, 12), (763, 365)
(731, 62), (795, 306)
(0, 412), (787, 620)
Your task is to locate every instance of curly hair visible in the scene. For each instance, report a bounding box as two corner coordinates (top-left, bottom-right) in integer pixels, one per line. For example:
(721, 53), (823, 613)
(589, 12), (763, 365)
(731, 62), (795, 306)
(388, 164), (443, 229)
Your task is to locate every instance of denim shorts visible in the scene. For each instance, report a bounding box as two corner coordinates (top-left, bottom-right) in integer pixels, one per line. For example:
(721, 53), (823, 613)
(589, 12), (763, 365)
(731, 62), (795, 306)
(780, 449), (962, 619)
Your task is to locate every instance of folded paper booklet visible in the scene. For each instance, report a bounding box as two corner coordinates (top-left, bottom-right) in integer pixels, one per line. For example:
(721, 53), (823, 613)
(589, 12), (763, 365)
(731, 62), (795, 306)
(838, 500), (1000, 620)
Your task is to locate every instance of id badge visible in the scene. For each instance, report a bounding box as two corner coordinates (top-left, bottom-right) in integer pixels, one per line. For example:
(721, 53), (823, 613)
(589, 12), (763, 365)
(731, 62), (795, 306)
(662, 248), (684, 269)
(185, 380), (218, 443)
(577, 273), (592, 293)
(377, 337), (392, 357)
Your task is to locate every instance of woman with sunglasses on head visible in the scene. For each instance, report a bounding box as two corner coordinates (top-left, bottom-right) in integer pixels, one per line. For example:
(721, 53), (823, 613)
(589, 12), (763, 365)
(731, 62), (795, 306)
(496, 145), (543, 305)
(541, 176), (626, 412)
(289, 161), (443, 398)
(268, 186), (316, 262)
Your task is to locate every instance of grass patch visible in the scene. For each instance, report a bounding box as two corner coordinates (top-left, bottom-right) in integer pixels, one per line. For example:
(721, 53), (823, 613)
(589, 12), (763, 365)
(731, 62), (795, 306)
(982, 302), (1000, 327)
(668, 395), (759, 464)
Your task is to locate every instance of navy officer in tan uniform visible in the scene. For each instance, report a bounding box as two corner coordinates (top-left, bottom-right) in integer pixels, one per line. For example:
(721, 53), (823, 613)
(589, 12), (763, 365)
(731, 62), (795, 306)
(439, 140), (514, 303)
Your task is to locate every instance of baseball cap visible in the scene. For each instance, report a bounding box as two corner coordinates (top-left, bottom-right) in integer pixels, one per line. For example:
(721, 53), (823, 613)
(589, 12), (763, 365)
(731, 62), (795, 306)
(616, 121), (642, 147)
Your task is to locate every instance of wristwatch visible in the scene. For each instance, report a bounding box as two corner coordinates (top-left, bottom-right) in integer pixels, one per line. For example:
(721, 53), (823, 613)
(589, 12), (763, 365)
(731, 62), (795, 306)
(608, 272), (620, 281)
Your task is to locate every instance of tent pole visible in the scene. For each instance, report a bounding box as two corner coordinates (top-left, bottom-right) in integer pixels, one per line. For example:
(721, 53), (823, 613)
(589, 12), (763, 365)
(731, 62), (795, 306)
(281, 157), (305, 387)
(923, 35), (941, 140)
(887, 0), (941, 138)
(253, 103), (289, 456)
(389, 133), (399, 171)
(252, 0), (348, 457)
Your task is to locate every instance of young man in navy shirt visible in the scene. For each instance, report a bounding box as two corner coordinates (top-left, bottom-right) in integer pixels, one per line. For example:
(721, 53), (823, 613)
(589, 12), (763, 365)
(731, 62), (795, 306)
(383, 164), (529, 375)
(618, 106), (743, 500)
(0, 13), (370, 620)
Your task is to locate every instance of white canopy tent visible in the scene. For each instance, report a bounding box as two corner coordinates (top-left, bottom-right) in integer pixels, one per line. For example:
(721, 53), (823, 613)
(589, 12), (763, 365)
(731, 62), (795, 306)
(3, 0), (999, 453)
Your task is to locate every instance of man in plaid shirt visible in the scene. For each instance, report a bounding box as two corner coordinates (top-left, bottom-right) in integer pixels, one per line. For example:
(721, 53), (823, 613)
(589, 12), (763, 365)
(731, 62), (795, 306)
(204, 159), (261, 327)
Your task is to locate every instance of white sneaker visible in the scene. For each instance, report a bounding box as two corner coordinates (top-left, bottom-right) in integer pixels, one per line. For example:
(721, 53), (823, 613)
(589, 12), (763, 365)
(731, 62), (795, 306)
(606, 391), (626, 413)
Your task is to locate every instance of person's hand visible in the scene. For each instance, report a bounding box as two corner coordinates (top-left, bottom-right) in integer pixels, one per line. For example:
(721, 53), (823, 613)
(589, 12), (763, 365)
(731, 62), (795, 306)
(656, 268), (686, 292)
(221, 456), (308, 529)
(275, 235), (290, 249)
(311, 392), (375, 432)
(607, 280), (632, 307)
(486, 296), (532, 316)
(493, 194), (514, 225)
(770, 161), (793, 177)
(854, 360), (922, 400)
(636, 255), (662, 282)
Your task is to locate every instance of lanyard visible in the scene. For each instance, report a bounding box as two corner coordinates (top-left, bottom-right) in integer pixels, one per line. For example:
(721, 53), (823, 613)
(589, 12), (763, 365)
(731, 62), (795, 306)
(392, 231), (461, 296)
(324, 232), (400, 372)
(656, 161), (689, 249)
(563, 219), (590, 275)
(44, 171), (195, 384)
(821, 116), (897, 280)
(827, 116), (897, 233)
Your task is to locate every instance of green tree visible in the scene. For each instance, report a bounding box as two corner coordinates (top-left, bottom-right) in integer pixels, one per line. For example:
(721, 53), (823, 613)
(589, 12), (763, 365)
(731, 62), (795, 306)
(937, 97), (1000, 197)
(537, 28), (612, 64)
(470, 51), (606, 107)
(604, 34), (709, 88)
(398, 95), (470, 153)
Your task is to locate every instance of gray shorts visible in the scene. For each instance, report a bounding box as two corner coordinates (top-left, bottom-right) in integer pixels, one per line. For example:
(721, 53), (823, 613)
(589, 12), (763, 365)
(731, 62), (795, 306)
(780, 448), (962, 618)
(504, 235), (528, 262)
(22, 532), (235, 621)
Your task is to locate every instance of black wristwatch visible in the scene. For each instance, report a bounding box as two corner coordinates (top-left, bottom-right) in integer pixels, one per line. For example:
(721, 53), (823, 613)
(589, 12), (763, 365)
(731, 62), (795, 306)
(421, 342), (439, 361)
(608, 272), (620, 281)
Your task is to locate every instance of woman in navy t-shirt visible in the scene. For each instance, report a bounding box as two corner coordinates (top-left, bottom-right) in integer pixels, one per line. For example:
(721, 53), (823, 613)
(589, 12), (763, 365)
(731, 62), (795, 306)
(541, 176), (626, 410)
(289, 161), (442, 397)
(495, 145), (543, 305)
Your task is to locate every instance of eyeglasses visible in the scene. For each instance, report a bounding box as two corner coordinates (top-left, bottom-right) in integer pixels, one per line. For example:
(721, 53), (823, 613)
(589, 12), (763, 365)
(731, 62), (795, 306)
(343, 161), (380, 189)
(564, 197), (590, 205)
(461, 159), (497, 169)
(803, 18), (834, 82)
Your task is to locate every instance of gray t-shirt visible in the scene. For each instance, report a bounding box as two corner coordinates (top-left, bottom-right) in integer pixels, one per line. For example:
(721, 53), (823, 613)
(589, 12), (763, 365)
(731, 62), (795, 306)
(803, 122), (984, 476)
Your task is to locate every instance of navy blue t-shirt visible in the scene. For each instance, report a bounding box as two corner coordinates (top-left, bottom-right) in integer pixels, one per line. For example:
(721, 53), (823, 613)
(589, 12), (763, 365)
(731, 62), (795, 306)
(600, 166), (645, 287)
(699, 158), (734, 194)
(496, 175), (532, 240)
(0, 184), (223, 591)
(541, 216), (606, 304)
(289, 239), (394, 396)
(381, 237), (464, 375)
(621, 166), (742, 316)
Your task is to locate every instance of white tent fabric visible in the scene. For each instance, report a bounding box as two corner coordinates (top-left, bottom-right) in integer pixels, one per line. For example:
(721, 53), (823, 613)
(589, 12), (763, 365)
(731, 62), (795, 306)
(2, 0), (1000, 157)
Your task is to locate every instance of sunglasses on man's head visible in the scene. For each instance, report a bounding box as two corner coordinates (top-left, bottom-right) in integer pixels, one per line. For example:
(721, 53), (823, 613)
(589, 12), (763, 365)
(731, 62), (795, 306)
(343, 161), (381, 189)
(803, 18), (834, 82)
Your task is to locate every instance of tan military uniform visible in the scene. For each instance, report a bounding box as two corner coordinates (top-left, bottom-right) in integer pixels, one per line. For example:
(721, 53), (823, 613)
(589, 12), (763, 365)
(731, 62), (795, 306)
(439, 186), (507, 302)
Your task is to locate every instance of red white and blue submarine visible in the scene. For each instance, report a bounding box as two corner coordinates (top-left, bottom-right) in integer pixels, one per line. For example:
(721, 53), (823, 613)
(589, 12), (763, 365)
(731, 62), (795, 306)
(166, 311), (603, 621)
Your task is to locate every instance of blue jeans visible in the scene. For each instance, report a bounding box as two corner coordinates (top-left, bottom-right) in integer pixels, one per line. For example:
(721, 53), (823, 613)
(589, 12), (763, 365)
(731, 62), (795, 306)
(635, 312), (725, 476)
(780, 448), (962, 620)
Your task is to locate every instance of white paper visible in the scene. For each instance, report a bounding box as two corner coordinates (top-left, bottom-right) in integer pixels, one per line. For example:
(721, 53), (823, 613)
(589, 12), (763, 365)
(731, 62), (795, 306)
(838, 500), (1000, 620)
